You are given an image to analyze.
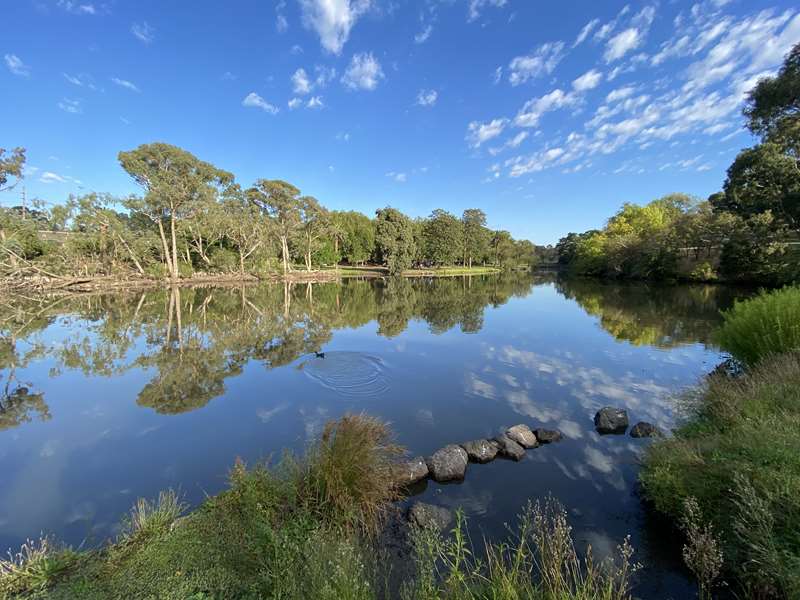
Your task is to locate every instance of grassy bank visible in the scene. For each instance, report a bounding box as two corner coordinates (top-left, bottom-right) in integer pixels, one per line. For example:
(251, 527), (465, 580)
(2, 415), (637, 600)
(640, 287), (800, 598)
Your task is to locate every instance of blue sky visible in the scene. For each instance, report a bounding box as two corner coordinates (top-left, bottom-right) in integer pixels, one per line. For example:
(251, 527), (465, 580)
(3, 0), (799, 244)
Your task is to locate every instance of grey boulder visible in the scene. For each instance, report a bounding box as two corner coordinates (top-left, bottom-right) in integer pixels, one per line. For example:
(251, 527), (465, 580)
(493, 434), (526, 461)
(534, 428), (563, 444)
(507, 424), (539, 449)
(630, 422), (663, 438)
(408, 502), (453, 531)
(399, 456), (429, 486)
(460, 439), (500, 463)
(594, 407), (629, 435)
(426, 445), (468, 482)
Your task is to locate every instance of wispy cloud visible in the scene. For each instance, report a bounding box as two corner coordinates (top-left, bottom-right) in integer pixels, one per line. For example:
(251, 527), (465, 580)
(572, 69), (602, 92)
(466, 118), (508, 148)
(414, 24), (433, 44)
(385, 171), (407, 183)
(416, 89), (438, 107)
(573, 18), (599, 47)
(57, 98), (81, 113)
(243, 92), (279, 114)
(276, 0), (289, 33)
(4, 54), (30, 77)
(507, 42), (564, 86)
(131, 21), (155, 44)
(56, 1), (96, 15)
(111, 77), (140, 92)
(306, 95), (324, 109)
(467, 0), (507, 23)
(341, 52), (384, 91)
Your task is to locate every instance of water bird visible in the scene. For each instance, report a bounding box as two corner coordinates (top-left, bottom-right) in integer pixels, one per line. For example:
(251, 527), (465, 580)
(315, 351), (326, 359)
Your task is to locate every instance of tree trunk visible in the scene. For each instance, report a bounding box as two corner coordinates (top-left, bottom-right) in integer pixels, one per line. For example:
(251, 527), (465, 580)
(170, 211), (179, 279)
(239, 251), (245, 278)
(117, 233), (145, 275)
(280, 235), (290, 275)
(157, 220), (172, 279)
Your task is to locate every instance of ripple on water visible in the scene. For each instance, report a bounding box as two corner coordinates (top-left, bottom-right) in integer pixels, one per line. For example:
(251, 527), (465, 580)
(298, 351), (390, 398)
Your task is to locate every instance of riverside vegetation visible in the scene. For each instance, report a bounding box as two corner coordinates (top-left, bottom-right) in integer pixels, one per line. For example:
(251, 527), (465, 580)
(641, 285), (800, 599)
(0, 414), (638, 600)
(556, 43), (800, 286)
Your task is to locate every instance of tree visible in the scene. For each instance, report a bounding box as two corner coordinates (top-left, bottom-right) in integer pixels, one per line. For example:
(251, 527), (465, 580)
(423, 209), (462, 266)
(0, 147), (25, 192)
(462, 209), (489, 268)
(332, 211), (375, 265)
(375, 207), (416, 275)
(744, 42), (800, 143)
(297, 196), (330, 271)
(118, 143), (233, 279)
(490, 230), (515, 267)
(221, 196), (268, 277)
(247, 180), (303, 275)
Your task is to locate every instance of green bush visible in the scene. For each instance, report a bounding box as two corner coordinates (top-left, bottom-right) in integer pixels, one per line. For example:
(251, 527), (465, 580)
(640, 352), (800, 598)
(208, 247), (238, 273)
(715, 286), (800, 365)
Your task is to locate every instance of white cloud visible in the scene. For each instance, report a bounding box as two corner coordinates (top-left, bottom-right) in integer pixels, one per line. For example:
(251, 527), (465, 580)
(467, 0), (506, 23)
(385, 171), (407, 182)
(514, 89), (577, 128)
(415, 24), (432, 43)
(131, 21), (154, 44)
(56, 1), (96, 15)
(416, 89), (438, 107)
(572, 69), (602, 91)
(488, 131), (529, 156)
(57, 98), (81, 113)
(466, 118), (508, 148)
(574, 18), (599, 47)
(606, 85), (636, 102)
(288, 97), (302, 109)
(276, 0), (289, 32)
(292, 68), (312, 94)
(40, 171), (66, 183)
(299, 0), (371, 54)
(604, 28), (643, 62)
(4, 54), (30, 77)
(341, 52), (384, 90)
(336, 131), (351, 141)
(508, 41), (564, 86)
(242, 92), (279, 114)
(111, 77), (140, 92)
(306, 95), (324, 109)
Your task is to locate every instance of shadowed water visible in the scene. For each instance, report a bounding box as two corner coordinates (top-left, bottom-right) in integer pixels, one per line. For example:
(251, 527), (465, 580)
(0, 274), (750, 597)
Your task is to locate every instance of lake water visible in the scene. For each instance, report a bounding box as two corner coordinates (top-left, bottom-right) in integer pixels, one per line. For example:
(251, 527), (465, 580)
(0, 274), (748, 597)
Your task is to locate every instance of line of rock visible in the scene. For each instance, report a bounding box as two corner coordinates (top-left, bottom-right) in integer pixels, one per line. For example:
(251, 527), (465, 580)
(593, 407), (663, 438)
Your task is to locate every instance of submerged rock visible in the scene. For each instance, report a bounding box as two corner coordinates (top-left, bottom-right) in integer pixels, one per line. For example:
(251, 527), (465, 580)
(408, 502), (453, 531)
(630, 422), (663, 438)
(506, 424), (539, 449)
(426, 445), (468, 482)
(534, 428), (563, 444)
(460, 439), (500, 463)
(594, 407), (629, 435)
(399, 456), (429, 486)
(493, 434), (526, 461)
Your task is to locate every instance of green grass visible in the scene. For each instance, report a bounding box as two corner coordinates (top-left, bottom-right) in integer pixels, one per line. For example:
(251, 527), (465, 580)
(715, 285), (800, 366)
(3, 414), (639, 600)
(403, 266), (502, 277)
(640, 352), (800, 598)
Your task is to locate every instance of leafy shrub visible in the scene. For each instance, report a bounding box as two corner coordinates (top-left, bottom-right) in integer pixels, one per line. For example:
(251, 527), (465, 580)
(208, 247), (238, 273)
(640, 352), (800, 597)
(715, 286), (800, 365)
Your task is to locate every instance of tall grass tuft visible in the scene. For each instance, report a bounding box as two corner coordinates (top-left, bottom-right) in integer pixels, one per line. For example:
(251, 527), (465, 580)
(0, 536), (76, 596)
(403, 497), (638, 600)
(303, 413), (404, 532)
(120, 489), (187, 541)
(715, 286), (800, 366)
(680, 498), (723, 600)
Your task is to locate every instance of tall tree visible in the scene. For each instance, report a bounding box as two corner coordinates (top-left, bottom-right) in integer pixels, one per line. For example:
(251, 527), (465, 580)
(375, 207), (416, 275)
(423, 209), (462, 266)
(462, 208), (489, 268)
(0, 147), (25, 192)
(118, 143), (233, 279)
(220, 195), (269, 277)
(297, 196), (330, 271)
(246, 180), (303, 275)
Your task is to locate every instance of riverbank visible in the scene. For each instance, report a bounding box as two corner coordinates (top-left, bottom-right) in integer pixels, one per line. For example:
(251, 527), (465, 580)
(1, 414), (636, 600)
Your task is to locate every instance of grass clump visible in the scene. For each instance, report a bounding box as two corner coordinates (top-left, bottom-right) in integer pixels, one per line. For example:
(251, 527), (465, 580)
(715, 286), (800, 365)
(640, 352), (800, 598)
(119, 489), (187, 542)
(0, 536), (77, 597)
(403, 497), (638, 600)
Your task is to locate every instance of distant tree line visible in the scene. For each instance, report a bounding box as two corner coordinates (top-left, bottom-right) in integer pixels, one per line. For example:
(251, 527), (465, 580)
(557, 43), (800, 286)
(0, 145), (540, 280)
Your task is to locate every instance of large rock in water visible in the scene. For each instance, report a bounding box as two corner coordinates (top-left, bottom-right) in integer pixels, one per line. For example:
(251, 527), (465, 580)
(408, 502), (453, 531)
(398, 456), (429, 486)
(426, 445), (468, 482)
(460, 439), (499, 463)
(534, 428), (563, 444)
(594, 407), (629, 434)
(493, 434), (526, 461)
(506, 424), (539, 448)
(630, 422), (663, 438)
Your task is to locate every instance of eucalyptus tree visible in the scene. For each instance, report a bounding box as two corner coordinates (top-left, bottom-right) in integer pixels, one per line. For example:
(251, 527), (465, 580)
(375, 207), (416, 275)
(423, 209), (462, 265)
(221, 195), (270, 277)
(297, 196), (330, 271)
(0, 147), (25, 191)
(246, 179), (303, 275)
(118, 143), (234, 279)
(462, 208), (489, 268)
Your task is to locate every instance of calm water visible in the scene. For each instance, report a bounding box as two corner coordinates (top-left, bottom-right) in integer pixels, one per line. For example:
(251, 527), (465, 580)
(0, 275), (748, 597)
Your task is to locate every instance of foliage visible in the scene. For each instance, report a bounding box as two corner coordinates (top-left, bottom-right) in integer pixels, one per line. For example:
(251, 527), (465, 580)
(375, 207), (417, 275)
(0, 147), (26, 192)
(640, 351), (800, 598)
(403, 497), (637, 600)
(0, 536), (76, 597)
(423, 209), (463, 266)
(714, 286), (800, 365)
(120, 490), (187, 542)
